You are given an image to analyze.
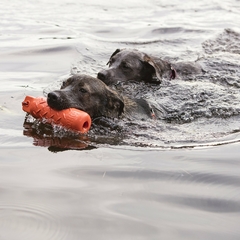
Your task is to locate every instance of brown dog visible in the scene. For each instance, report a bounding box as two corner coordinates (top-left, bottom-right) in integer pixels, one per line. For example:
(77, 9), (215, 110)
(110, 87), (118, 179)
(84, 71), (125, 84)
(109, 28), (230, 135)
(97, 48), (202, 85)
(47, 74), (158, 121)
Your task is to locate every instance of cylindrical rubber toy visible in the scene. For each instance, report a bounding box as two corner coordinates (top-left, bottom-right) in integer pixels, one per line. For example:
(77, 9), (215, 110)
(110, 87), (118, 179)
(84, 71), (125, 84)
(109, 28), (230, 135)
(22, 96), (91, 133)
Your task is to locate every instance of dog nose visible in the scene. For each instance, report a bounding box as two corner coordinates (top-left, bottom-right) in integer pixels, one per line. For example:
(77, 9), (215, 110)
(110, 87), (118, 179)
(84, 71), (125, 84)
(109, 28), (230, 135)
(97, 71), (106, 81)
(47, 92), (60, 104)
(47, 91), (64, 110)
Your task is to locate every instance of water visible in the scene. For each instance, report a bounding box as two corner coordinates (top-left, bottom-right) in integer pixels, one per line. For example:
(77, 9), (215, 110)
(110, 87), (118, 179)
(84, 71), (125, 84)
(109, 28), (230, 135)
(0, 0), (240, 239)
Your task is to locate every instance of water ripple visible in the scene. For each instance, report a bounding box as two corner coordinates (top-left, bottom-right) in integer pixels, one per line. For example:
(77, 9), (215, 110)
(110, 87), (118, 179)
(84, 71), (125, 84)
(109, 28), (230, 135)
(88, 169), (240, 187)
(0, 204), (69, 240)
(159, 195), (240, 213)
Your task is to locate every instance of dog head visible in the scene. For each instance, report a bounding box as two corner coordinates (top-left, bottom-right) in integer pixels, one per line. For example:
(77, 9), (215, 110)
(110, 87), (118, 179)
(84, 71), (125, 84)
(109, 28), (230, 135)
(97, 48), (176, 85)
(47, 74), (124, 119)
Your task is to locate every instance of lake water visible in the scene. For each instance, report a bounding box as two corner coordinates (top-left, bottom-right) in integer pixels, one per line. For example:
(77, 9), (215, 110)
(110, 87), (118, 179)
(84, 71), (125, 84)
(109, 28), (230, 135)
(0, 0), (240, 239)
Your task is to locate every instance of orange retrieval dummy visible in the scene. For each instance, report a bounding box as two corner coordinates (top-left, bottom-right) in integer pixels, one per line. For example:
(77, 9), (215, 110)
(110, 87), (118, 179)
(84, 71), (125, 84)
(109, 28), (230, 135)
(22, 96), (91, 133)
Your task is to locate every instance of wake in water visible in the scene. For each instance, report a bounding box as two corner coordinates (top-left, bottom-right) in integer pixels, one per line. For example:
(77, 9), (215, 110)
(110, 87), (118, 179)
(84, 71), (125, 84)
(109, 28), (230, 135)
(24, 29), (240, 151)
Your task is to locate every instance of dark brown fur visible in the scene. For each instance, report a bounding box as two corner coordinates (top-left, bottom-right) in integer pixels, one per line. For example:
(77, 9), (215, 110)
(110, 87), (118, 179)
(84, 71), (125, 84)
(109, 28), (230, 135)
(47, 74), (154, 121)
(97, 48), (202, 85)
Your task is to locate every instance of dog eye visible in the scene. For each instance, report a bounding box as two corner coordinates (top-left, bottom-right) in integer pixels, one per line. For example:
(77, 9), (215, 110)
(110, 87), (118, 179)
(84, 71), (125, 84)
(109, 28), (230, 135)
(122, 62), (131, 70)
(79, 88), (87, 93)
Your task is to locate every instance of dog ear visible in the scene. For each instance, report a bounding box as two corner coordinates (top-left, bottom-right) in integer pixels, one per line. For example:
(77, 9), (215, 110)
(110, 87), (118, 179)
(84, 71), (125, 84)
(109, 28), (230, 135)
(143, 55), (162, 82)
(105, 90), (124, 118)
(142, 55), (177, 82)
(106, 49), (121, 65)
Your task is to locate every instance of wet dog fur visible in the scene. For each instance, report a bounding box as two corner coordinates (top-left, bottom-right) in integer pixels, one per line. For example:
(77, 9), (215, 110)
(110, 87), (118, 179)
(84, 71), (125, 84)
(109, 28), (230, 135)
(97, 48), (202, 85)
(47, 74), (156, 121)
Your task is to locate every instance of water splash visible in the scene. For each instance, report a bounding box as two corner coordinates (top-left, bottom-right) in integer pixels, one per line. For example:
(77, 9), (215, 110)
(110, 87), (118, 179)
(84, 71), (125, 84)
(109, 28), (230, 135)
(24, 29), (240, 150)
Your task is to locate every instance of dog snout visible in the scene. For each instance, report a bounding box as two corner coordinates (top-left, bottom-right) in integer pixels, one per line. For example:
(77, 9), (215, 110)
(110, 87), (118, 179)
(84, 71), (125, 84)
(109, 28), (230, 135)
(97, 70), (108, 81)
(47, 91), (59, 102)
(47, 91), (62, 110)
(97, 70), (115, 85)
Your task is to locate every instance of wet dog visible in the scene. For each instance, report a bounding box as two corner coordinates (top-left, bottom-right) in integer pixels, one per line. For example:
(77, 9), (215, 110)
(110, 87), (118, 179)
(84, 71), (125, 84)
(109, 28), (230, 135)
(97, 48), (202, 85)
(47, 74), (158, 121)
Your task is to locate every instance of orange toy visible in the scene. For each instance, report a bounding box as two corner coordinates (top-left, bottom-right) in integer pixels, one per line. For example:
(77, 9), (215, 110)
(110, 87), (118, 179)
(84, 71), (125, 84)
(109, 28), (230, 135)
(22, 96), (91, 133)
